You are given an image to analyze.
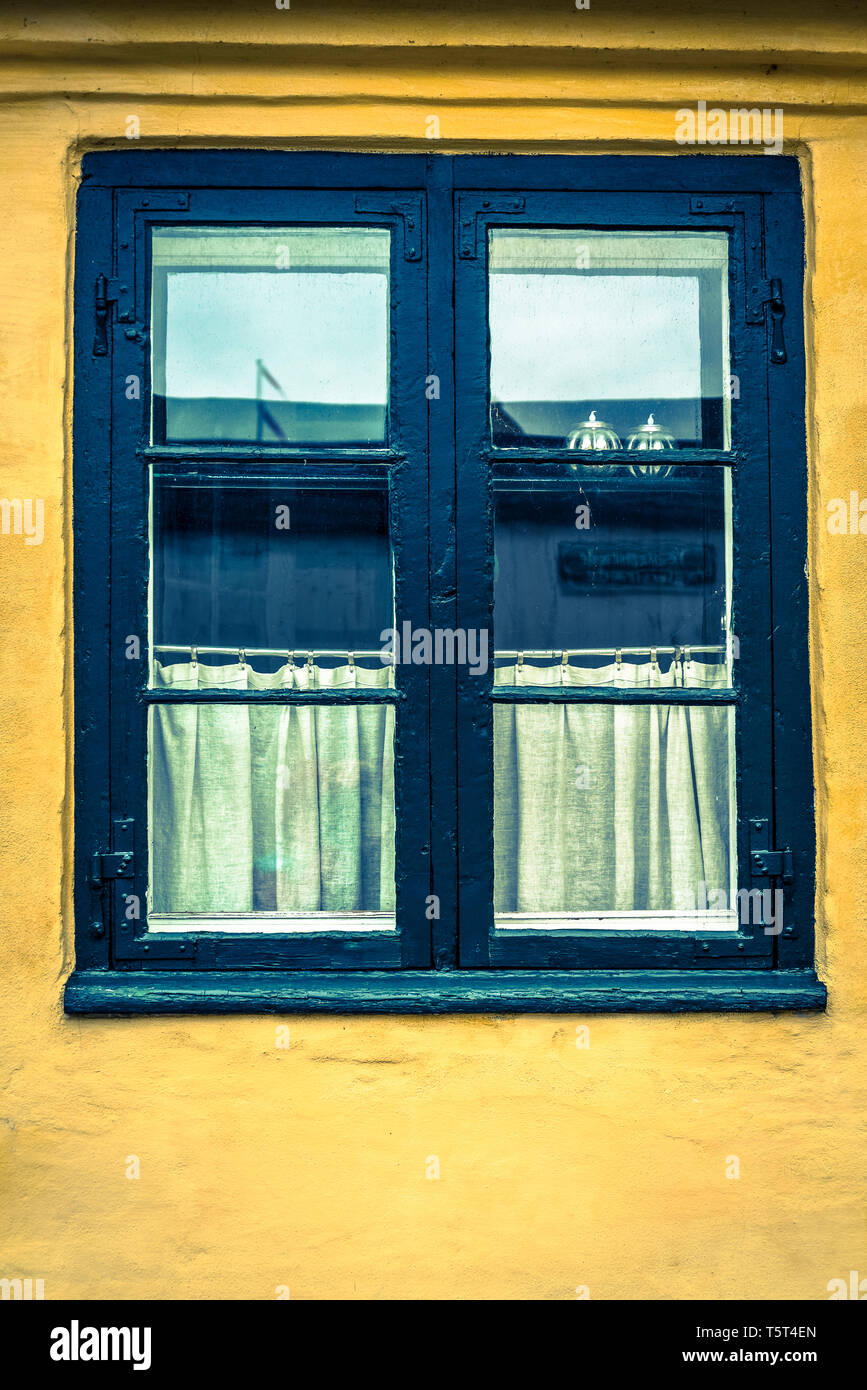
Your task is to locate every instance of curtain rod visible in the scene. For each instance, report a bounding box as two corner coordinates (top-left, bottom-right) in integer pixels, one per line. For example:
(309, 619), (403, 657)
(153, 643), (726, 659)
(494, 646), (725, 658)
(153, 644), (392, 659)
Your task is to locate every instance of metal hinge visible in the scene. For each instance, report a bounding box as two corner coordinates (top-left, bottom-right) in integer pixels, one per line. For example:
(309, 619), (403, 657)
(91, 849), (135, 885)
(98, 817), (196, 962)
(689, 817), (792, 959)
(747, 277), (787, 363)
(93, 274), (133, 356)
(751, 847), (794, 880)
(89, 822), (135, 939)
(749, 818), (793, 881)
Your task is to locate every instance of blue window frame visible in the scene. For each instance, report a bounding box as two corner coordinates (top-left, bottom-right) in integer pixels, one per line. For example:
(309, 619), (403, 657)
(66, 152), (824, 1013)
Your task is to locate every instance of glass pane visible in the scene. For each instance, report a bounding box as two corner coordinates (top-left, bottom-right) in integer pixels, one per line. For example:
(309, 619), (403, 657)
(150, 479), (393, 687)
(494, 467), (733, 684)
(148, 701), (395, 928)
(151, 226), (390, 445)
(493, 700), (735, 929)
(489, 230), (730, 449)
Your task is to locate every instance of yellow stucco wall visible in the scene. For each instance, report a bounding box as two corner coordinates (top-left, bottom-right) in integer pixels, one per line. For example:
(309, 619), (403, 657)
(1, 1), (865, 1300)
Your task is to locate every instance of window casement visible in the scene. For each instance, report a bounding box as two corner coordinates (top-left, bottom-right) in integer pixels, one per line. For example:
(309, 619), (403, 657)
(67, 152), (824, 1014)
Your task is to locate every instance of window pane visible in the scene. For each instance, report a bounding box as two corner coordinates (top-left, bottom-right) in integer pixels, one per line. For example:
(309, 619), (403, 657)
(148, 699), (395, 927)
(493, 696), (735, 928)
(494, 467), (733, 683)
(151, 226), (390, 445)
(150, 479), (393, 686)
(489, 230), (730, 449)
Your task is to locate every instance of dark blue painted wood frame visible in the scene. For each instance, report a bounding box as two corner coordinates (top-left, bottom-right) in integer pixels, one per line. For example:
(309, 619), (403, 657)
(455, 187), (774, 971)
(67, 151), (824, 1013)
(76, 155), (433, 976)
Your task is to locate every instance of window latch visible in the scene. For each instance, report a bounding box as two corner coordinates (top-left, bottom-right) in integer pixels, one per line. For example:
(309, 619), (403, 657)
(748, 277), (787, 363)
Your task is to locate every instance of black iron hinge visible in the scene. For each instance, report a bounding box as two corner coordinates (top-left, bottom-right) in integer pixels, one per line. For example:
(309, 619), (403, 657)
(691, 820), (794, 959)
(751, 847), (794, 879)
(96, 817), (196, 962)
(89, 829), (135, 940)
(91, 848), (135, 885)
(93, 274), (134, 356)
(747, 277), (787, 363)
(750, 818), (793, 881)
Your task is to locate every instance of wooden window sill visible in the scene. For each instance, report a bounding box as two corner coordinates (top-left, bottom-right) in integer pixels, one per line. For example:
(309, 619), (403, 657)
(64, 968), (826, 1015)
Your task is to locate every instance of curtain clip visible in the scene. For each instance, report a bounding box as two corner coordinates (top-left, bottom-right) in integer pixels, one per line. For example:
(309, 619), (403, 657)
(561, 650), (569, 669)
(348, 651), (355, 672)
(517, 651), (524, 673)
(287, 650), (295, 668)
(650, 646), (658, 668)
(238, 648), (247, 669)
(615, 648), (622, 671)
(684, 645), (692, 668)
(190, 645), (198, 667)
(306, 651), (315, 678)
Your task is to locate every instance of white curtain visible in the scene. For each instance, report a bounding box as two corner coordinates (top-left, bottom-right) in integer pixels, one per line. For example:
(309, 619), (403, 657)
(493, 658), (733, 916)
(149, 653), (730, 924)
(149, 659), (395, 916)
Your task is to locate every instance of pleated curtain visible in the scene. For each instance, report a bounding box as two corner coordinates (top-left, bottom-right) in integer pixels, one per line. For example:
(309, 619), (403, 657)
(150, 659), (395, 915)
(150, 655), (730, 924)
(493, 658), (732, 917)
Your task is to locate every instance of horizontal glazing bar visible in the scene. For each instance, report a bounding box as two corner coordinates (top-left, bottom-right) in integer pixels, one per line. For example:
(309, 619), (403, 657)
(144, 687), (402, 704)
(491, 686), (738, 704)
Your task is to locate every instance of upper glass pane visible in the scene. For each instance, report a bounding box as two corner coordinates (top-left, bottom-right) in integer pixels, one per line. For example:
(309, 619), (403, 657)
(151, 226), (390, 445)
(489, 230), (730, 450)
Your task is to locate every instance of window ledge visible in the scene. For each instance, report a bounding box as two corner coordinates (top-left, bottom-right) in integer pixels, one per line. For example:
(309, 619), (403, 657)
(64, 968), (826, 1015)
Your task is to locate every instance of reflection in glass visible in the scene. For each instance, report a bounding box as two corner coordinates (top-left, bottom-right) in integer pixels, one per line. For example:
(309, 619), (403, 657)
(150, 479), (392, 685)
(151, 226), (390, 445)
(149, 699), (395, 924)
(494, 467), (733, 681)
(493, 697), (735, 926)
(489, 230), (730, 449)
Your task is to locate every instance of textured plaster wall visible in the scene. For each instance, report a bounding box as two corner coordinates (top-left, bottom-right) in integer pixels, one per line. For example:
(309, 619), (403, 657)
(0, 1), (865, 1300)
